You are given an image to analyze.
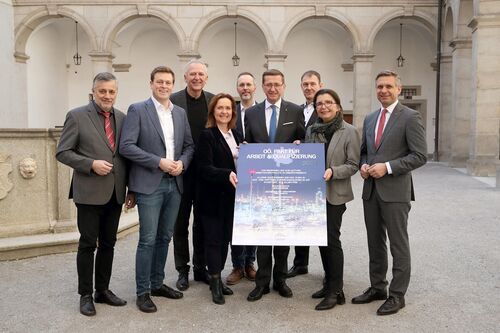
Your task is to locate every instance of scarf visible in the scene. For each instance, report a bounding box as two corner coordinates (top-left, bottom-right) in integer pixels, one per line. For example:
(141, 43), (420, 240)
(306, 111), (343, 143)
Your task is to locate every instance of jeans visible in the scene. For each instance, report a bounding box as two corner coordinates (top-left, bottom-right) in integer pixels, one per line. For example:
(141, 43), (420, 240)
(230, 245), (257, 268)
(135, 177), (181, 296)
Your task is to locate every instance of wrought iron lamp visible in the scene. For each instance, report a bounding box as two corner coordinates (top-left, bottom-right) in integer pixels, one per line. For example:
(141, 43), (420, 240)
(73, 21), (82, 65)
(232, 22), (240, 66)
(397, 23), (405, 67)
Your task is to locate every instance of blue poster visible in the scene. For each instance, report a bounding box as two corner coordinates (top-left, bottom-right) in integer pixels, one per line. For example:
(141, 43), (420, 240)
(233, 143), (327, 246)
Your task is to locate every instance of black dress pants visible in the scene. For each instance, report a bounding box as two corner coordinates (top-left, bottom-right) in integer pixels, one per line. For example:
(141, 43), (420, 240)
(255, 246), (289, 287)
(75, 195), (122, 296)
(319, 203), (346, 294)
(202, 208), (233, 275)
(292, 246), (309, 267)
(173, 165), (206, 274)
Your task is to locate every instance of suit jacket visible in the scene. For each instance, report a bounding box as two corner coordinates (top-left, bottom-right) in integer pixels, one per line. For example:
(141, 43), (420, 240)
(56, 102), (128, 205)
(360, 102), (427, 203)
(301, 103), (318, 129)
(306, 121), (360, 205)
(244, 100), (305, 143)
(119, 98), (195, 195)
(196, 127), (242, 217)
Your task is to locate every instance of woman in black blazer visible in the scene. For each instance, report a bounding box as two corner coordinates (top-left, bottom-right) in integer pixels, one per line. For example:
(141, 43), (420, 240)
(196, 93), (242, 305)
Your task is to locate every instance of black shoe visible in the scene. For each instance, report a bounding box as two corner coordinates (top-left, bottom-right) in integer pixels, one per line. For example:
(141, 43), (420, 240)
(377, 296), (405, 315)
(351, 287), (387, 304)
(79, 295), (96, 316)
(136, 293), (157, 313)
(314, 290), (345, 311)
(151, 284), (183, 299)
(287, 265), (308, 278)
(176, 272), (189, 291)
(247, 286), (270, 302)
(194, 268), (210, 285)
(220, 280), (233, 296)
(312, 286), (326, 299)
(94, 290), (127, 306)
(209, 277), (225, 305)
(272, 282), (293, 298)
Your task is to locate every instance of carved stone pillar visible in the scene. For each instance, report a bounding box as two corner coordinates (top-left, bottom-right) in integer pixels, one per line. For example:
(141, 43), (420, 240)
(88, 52), (114, 75)
(438, 53), (453, 162)
(352, 53), (375, 130)
(265, 53), (287, 72)
(449, 38), (472, 167)
(466, 15), (500, 176)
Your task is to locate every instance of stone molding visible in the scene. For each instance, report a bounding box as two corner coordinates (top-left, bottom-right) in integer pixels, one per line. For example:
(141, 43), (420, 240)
(449, 38), (472, 50)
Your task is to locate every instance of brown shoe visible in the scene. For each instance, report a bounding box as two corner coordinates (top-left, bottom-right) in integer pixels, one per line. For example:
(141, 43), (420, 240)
(245, 264), (257, 281)
(226, 267), (244, 285)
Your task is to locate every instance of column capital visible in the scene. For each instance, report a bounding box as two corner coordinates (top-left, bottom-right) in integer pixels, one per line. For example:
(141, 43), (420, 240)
(88, 52), (115, 61)
(14, 52), (29, 64)
(265, 53), (288, 62)
(351, 53), (375, 62)
(449, 38), (472, 51)
(177, 52), (201, 64)
(468, 15), (500, 32)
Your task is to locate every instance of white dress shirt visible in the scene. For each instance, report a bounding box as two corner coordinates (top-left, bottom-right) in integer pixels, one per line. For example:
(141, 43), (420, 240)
(303, 102), (314, 125)
(265, 98), (282, 135)
(152, 96), (175, 160)
(219, 128), (239, 167)
(375, 99), (398, 174)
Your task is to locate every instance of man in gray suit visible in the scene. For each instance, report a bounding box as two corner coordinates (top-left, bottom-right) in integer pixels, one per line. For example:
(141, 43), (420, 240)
(245, 69), (305, 302)
(57, 72), (134, 316)
(352, 70), (427, 315)
(170, 60), (214, 291)
(119, 66), (195, 313)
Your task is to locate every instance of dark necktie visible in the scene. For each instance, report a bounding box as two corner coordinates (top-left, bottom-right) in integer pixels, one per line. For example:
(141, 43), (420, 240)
(102, 112), (115, 151)
(375, 108), (387, 148)
(269, 105), (277, 143)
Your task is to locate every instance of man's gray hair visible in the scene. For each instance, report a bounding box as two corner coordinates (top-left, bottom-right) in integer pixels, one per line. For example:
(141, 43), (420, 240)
(184, 59), (208, 75)
(375, 70), (402, 87)
(92, 72), (117, 90)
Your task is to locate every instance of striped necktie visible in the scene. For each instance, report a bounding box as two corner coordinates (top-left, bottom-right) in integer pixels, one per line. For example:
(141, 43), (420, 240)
(102, 111), (115, 151)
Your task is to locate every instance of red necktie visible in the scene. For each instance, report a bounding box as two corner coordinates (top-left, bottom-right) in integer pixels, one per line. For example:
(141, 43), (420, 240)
(102, 112), (115, 151)
(375, 108), (387, 148)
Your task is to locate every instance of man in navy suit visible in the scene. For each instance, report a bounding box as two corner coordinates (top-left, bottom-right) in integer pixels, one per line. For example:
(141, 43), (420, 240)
(226, 72), (258, 285)
(288, 70), (324, 279)
(245, 69), (305, 302)
(352, 70), (427, 315)
(119, 66), (195, 313)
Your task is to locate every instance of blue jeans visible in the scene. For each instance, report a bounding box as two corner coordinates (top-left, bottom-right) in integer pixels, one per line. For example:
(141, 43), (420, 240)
(230, 245), (257, 268)
(135, 177), (181, 296)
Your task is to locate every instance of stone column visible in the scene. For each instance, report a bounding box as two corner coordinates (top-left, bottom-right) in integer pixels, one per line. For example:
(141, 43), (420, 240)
(466, 14), (500, 176)
(88, 52), (114, 74)
(177, 51), (201, 72)
(352, 53), (375, 130)
(449, 38), (472, 167)
(438, 53), (453, 162)
(265, 53), (287, 72)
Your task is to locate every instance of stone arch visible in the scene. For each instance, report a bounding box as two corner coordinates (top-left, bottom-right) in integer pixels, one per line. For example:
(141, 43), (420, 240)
(366, 8), (437, 51)
(188, 7), (273, 52)
(457, 0), (473, 37)
(14, 6), (97, 58)
(276, 8), (361, 53)
(101, 6), (186, 52)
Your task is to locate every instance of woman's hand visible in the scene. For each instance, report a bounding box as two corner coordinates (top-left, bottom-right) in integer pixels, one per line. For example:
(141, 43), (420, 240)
(229, 171), (238, 188)
(323, 168), (333, 181)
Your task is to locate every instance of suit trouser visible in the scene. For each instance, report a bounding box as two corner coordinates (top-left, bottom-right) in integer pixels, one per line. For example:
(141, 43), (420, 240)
(363, 186), (411, 297)
(291, 246), (309, 267)
(75, 195), (121, 296)
(319, 203), (346, 294)
(202, 207), (233, 275)
(255, 246), (289, 287)
(173, 165), (206, 274)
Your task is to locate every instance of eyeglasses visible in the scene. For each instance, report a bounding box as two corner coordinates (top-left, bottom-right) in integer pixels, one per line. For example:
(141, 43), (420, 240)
(315, 100), (337, 108)
(263, 83), (283, 89)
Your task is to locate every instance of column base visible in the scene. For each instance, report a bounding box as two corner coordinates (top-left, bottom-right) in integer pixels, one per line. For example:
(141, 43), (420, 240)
(466, 158), (499, 177)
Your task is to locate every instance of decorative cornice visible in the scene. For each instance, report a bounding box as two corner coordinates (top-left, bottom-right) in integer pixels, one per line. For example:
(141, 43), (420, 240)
(449, 38), (472, 50)
(14, 52), (29, 63)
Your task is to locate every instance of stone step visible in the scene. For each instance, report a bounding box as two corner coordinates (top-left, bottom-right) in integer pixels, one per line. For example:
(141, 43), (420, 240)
(0, 212), (138, 261)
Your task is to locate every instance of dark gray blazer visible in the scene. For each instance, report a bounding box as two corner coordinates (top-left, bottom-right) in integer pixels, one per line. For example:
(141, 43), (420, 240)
(360, 102), (427, 203)
(56, 102), (128, 205)
(119, 98), (195, 195)
(244, 100), (305, 143)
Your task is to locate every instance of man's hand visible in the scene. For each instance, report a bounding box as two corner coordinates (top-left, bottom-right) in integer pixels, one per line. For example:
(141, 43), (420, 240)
(360, 163), (370, 179)
(159, 158), (176, 173)
(125, 192), (136, 209)
(367, 163), (387, 179)
(229, 171), (238, 188)
(324, 168), (333, 181)
(293, 140), (301, 145)
(92, 160), (113, 176)
(169, 160), (183, 177)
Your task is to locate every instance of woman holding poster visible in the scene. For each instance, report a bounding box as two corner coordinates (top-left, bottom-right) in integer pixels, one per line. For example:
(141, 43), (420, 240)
(196, 93), (242, 305)
(306, 89), (361, 311)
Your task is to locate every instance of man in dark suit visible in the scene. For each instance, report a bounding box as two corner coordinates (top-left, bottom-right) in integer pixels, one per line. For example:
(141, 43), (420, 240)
(119, 66), (195, 313)
(226, 72), (258, 286)
(170, 60), (214, 291)
(288, 70), (324, 279)
(352, 70), (427, 315)
(245, 69), (305, 302)
(56, 72), (134, 316)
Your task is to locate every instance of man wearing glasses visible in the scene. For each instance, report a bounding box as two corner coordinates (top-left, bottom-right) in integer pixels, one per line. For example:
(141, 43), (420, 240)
(245, 69), (305, 302)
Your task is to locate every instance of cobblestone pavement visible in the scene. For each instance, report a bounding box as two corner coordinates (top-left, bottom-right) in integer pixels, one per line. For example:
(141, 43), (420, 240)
(0, 163), (499, 332)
